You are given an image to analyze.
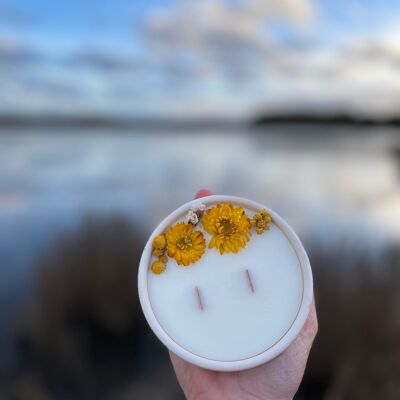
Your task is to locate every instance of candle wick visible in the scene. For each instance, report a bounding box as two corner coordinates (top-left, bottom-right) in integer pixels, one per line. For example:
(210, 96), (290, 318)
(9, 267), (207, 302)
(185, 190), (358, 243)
(195, 286), (204, 311)
(246, 269), (255, 293)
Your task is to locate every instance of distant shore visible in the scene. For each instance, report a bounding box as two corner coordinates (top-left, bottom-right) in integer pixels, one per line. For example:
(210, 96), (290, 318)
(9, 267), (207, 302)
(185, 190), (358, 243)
(0, 115), (241, 131)
(0, 113), (400, 129)
(253, 113), (400, 127)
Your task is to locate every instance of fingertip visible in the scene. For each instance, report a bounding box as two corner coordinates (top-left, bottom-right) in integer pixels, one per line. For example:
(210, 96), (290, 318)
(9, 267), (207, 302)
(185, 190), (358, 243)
(195, 189), (213, 199)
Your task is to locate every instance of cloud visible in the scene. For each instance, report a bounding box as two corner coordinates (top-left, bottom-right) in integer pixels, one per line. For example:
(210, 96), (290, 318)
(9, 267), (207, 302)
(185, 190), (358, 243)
(145, 0), (315, 82)
(0, 36), (39, 66)
(343, 36), (400, 69)
(20, 76), (83, 97)
(244, 0), (314, 24)
(65, 49), (143, 72)
(337, 33), (400, 116)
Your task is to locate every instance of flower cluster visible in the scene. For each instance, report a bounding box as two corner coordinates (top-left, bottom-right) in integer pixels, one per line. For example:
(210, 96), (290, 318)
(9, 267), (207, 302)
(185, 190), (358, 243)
(151, 223), (206, 274)
(150, 203), (272, 274)
(151, 234), (168, 275)
(251, 209), (272, 234)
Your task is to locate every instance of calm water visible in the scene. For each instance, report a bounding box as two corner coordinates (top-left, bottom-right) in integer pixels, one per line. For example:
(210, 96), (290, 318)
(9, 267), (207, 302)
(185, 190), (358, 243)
(0, 125), (400, 300)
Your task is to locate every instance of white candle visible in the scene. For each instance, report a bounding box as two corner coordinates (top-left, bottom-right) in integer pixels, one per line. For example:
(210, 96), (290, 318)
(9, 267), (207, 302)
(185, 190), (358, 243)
(139, 196), (313, 371)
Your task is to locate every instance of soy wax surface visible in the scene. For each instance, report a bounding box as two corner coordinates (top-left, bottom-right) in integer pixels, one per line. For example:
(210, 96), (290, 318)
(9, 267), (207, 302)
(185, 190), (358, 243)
(147, 213), (303, 361)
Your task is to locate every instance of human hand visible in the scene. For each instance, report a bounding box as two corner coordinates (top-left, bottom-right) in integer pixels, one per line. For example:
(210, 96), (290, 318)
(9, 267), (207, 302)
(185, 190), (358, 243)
(169, 189), (318, 400)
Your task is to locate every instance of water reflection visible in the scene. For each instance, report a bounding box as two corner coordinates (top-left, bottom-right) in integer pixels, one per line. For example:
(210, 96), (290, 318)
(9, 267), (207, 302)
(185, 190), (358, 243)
(1, 127), (399, 247)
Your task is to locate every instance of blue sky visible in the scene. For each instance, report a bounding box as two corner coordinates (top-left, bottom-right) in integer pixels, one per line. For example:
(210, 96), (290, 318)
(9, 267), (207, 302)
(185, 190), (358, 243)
(1, 0), (400, 117)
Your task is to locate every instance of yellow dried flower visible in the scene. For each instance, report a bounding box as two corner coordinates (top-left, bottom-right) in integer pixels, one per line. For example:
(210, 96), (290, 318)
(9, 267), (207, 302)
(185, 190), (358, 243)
(158, 255), (168, 264)
(152, 234), (166, 250)
(251, 209), (272, 234)
(152, 248), (164, 257)
(202, 203), (251, 254)
(166, 222), (205, 266)
(151, 260), (166, 275)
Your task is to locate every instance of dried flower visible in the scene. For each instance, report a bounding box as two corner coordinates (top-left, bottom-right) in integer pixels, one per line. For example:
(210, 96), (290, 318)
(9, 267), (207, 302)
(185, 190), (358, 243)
(152, 234), (166, 250)
(152, 248), (164, 257)
(251, 209), (272, 234)
(194, 202), (206, 212)
(186, 209), (199, 225)
(151, 260), (166, 275)
(166, 222), (206, 266)
(202, 203), (251, 254)
(158, 255), (168, 264)
(185, 202), (207, 225)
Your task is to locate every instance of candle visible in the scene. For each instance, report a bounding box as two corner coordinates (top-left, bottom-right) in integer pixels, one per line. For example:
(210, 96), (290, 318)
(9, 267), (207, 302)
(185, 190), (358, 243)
(138, 195), (313, 371)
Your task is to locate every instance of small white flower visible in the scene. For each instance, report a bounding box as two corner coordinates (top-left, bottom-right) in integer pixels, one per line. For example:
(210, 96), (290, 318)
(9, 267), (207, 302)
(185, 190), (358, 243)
(185, 202), (206, 225)
(191, 202), (206, 213)
(186, 209), (199, 225)
(185, 202), (207, 224)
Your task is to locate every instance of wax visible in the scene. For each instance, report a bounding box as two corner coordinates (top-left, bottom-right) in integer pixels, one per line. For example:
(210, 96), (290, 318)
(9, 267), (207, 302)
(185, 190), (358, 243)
(147, 208), (303, 361)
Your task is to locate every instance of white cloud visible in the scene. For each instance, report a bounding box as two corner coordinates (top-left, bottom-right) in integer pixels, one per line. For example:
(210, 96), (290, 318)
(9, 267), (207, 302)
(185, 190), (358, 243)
(0, 34), (38, 65)
(245, 0), (314, 24)
(145, 0), (315, 81)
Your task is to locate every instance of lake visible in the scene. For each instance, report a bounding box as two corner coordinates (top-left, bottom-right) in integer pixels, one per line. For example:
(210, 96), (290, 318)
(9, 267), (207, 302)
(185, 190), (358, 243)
(1, 127), (399, 288)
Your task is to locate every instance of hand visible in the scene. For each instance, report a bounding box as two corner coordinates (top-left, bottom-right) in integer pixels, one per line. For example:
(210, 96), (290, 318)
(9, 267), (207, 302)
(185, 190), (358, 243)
(169, 189), (318, 400)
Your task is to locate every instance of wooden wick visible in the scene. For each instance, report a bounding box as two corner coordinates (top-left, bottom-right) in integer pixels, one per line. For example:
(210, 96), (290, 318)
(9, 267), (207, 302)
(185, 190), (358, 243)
(195, 286), (204, 311)
(246, 269), (255, 293)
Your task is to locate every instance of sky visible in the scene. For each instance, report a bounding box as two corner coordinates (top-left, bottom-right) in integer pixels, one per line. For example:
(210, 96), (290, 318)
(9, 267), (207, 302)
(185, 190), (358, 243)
(1, 0), (400, 118)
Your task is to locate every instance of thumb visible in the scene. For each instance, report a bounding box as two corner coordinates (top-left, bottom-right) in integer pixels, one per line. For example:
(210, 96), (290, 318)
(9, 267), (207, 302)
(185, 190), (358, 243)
(194, 189), (213, 199)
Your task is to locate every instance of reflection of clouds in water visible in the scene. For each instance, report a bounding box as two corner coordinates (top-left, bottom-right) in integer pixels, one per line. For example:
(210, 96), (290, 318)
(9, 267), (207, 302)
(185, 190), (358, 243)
(364, 193), (400, 238)
(0, 128), (399, 246)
